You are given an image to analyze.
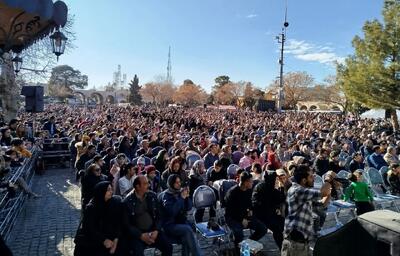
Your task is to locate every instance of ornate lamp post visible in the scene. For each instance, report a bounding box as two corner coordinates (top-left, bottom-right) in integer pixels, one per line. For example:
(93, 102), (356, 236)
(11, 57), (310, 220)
(0, 0), (69, 121)
(11, 53), (22, 74)
(50, 30), (68, 60)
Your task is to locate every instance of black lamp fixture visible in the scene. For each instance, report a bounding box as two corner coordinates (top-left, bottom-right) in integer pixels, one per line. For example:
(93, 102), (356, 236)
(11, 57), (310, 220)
(50, 30), (67, 61)
(12, 53), (23, 74)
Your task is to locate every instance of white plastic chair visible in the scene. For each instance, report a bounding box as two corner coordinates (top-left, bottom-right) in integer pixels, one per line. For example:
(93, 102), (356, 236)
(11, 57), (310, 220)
(337, 170), (350, 179)
(367, 167), (400, 211)
(314, 175), (323, 189)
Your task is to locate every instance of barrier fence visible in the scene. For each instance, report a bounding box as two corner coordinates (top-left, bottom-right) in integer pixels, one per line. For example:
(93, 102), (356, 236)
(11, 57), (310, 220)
(0, 147), (38, 242)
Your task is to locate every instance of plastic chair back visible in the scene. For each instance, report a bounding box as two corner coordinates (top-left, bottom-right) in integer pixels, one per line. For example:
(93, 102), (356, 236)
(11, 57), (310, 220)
(214, 179), (237, 207)
(131, 157), (138, 166)
(379, 166), (389, 175)
(227, 164), (239, 179)
(186, 154), (201, 169)
(193, 185), (216, 209)
(143, 156), (151, 166)
(314, 174), (323, 189)
(337, 170), (350, 179)
(367, 167), (384, 185)
(379, 166), (390, 187)
(151, 156), (157, 165)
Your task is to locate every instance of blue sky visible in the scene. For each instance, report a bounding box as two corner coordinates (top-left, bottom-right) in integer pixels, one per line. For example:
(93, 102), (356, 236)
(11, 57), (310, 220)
(59, 0), (383, 92)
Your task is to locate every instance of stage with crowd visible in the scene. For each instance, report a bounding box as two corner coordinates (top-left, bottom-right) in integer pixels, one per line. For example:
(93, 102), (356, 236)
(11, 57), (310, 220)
(1, 104), (400, 256)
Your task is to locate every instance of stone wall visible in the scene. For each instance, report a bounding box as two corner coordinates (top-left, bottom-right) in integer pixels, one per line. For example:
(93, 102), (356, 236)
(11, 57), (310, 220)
(0, 53), (18, 122)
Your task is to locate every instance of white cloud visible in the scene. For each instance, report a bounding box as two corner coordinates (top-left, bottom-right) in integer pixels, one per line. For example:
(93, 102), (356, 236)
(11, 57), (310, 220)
(285, 39), (344, 66)
(246, 14), (258, 19)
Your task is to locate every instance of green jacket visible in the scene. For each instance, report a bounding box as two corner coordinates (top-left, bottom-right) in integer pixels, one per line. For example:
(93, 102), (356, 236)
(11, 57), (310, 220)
(343, 181), (373, 202)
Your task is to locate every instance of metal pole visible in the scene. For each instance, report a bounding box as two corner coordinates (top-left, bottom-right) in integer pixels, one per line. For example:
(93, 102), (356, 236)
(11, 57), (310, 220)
(278, 30), (285, 113)
(277, 1), (288, 113)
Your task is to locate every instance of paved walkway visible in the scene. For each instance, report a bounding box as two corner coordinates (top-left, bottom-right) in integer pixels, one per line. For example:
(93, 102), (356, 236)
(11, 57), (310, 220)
(11, 168), (369, 255)
(6, 168), (281, 256)
(8, 168), (81, 256)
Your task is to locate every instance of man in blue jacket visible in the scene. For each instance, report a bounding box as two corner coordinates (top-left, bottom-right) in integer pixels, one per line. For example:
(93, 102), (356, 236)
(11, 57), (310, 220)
(368, 145), (388, 170)
(159, 174), (202, 256)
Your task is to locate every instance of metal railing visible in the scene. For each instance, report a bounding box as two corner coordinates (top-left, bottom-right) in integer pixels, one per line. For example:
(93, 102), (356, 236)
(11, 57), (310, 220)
(0, 147), (38, 241)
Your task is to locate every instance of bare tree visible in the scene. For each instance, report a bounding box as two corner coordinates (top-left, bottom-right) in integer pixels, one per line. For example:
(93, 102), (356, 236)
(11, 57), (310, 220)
(269, 71), (314, 109)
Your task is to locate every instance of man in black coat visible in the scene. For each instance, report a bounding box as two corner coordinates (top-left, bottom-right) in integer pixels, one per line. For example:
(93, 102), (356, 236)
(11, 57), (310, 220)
(252, 171), (286, 249)
(225, 171), (267, 247)
(42, 116), (57, 137)
(349, 152), (365, 172)
(313, 149), (329, 176)
(122, 175), (172, 256)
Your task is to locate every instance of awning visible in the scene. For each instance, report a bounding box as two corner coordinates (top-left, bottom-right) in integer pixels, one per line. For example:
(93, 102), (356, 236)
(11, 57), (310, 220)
(0, 0), (68, 52)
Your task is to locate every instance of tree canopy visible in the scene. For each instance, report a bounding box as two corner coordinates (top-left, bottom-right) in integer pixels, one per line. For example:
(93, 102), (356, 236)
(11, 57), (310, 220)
(337, 0), (400, 128)
(48, 65), (88, 98)
(174, 80), (207, 106)
(128, 74), (142, 105)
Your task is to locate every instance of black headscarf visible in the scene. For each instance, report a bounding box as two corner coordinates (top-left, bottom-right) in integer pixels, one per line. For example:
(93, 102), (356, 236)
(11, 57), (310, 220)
(167, 174), (181, 194)
(264, 171), (277, 191)
(91, 181), (111, 207)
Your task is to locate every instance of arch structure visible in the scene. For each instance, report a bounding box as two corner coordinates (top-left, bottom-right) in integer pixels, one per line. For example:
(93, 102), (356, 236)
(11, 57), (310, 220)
(73, 89), (129, 105)
(296, 101), (344, 112)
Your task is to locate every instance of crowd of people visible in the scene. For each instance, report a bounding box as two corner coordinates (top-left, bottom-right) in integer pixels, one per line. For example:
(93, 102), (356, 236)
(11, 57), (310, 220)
(1, 104), (400, 256)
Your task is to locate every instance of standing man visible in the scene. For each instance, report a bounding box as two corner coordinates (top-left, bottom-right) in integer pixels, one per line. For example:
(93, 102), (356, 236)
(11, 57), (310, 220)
(122, 175), (172, 256)
(281, 164), (331, 256)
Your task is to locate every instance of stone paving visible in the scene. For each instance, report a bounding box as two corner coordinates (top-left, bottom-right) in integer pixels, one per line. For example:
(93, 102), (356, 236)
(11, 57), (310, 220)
(7, 168), (281, 256)
(8, 168), (80, 256)
(7, 167), (369, 256)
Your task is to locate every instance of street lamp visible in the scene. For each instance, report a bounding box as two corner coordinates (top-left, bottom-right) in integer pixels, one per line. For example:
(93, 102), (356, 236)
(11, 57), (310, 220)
(50, 30), (68, 60)
(12, 54), (23, 74)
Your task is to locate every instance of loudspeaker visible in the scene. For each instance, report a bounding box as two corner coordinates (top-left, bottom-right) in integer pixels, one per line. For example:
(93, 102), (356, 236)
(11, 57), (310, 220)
(21, 86), (44, 112)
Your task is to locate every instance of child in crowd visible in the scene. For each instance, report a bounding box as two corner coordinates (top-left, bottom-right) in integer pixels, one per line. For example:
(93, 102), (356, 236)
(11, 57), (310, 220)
(344, 170), (375, 215)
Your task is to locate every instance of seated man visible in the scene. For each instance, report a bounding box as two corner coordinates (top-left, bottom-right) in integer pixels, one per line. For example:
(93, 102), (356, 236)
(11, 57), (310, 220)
(159, 174), (202, 256)
(388, 163), (400, 195)
(122, 175), (172, 256)
(367, 145), (388, 170)
(225, 171), (267, 248)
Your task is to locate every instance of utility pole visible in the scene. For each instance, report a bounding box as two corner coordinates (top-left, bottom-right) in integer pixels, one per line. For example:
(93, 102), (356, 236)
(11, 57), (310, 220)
(276, 1), (289, 113)
(166, 46), (172, 84)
